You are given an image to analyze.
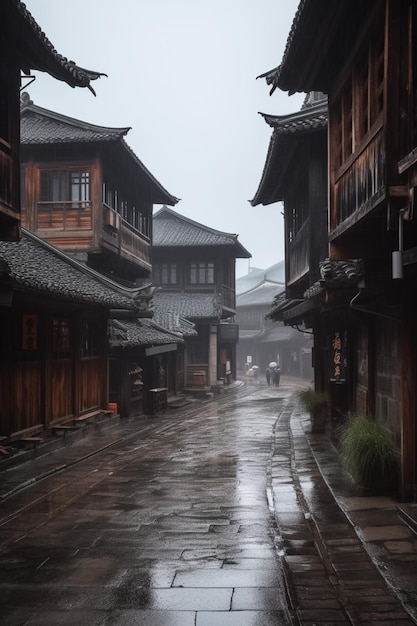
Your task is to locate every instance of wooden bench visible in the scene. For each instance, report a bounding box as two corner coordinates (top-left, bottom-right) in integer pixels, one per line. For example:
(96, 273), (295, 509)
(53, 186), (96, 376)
(73, 410), (102, 425)
(52, 424), (80, 437)
(17, 436), (43, 449)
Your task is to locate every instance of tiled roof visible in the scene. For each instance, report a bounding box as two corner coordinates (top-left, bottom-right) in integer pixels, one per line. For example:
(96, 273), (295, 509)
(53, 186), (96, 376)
(257, 1), (306, 95)
(261, 98), (328, 135)
(236, 261), (285, 295)
(0, 229), (140, 309)
(153, 207), (251, 258)
(237, 281), (284, 307)
(251, 98), (327, 207)
(6, 0), (105, 94)
(108, 317), (184, 348)
(257, 324), (300, 343)
(20, 96), (179, 206)
(152, 291), (222, 321)
(20, 94), (130, 144)
(125, 318), (184, 347)
(148, 308), (197, 337)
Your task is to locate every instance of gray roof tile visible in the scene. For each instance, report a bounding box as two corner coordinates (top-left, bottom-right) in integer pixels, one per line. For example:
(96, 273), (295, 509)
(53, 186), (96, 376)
(237, 281), (284, 307)
(0, 229), (139, 309)
(152, 291), (222, 321)
(153, 207), (251, 257)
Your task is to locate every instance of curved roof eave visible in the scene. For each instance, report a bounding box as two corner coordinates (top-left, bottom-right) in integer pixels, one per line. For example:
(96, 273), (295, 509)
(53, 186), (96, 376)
(9, 0), (106, 94)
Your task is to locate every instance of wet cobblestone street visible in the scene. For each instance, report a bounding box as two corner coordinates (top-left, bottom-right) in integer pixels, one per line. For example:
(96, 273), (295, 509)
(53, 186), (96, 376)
(0, 383), (291, 625)
(1, 378), (416, 625)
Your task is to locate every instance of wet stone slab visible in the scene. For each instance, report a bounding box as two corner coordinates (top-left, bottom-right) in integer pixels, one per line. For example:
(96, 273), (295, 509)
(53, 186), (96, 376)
(173, 568), (282, 588)
(196, 610), (290, 626)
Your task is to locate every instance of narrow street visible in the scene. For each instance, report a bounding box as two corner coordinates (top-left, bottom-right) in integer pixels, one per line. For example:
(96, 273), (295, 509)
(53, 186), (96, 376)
(1, 377), (416, 626)
(0, 381), (294, 626)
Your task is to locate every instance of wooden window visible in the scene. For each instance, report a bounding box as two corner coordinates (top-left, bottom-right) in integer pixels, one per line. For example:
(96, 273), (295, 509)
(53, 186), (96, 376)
(40, 169), (90, 205)
(70, 171), (89, 203)
(80, 315), (100, 358)
(190, 262), (214, 284)
(51, 318), (71, 358)
(161, 263), (177, 285)
(10, 313), (40, 361)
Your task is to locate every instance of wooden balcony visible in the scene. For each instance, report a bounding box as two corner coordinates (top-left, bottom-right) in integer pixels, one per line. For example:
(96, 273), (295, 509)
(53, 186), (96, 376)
(35, 200), (92, 231)
(332, 128), (386, 237)
(102, 204), (151, 268)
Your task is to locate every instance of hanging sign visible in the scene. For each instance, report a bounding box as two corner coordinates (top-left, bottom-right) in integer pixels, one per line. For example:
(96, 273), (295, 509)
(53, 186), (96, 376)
(330, 329), (348, 383)
(22, 314), (38, 351)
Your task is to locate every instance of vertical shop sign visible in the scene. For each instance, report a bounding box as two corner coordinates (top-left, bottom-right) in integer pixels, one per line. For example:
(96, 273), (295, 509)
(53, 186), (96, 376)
(330, 329), (348, 383)
(22, 314), (38, 351)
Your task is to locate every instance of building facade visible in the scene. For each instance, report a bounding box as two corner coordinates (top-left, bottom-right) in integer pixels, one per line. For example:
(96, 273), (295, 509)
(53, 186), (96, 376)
(152, 206), (251, 388)
(258, 0), (417, 500)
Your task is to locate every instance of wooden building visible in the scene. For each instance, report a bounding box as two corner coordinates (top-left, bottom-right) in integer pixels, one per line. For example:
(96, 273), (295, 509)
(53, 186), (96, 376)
(259, 0), (417, 500)
(0, 0), (103, 242)
(0, 229), (140, 440)
(252, 94), (329, 390)
(108, 314), (185, 417)
(19, 95), (183, 417)
(20, 94), (178, 285)
(152, 206), (251, 388)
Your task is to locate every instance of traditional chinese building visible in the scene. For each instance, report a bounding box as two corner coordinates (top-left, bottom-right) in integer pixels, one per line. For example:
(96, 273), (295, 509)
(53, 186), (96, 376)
(0, 0), (103, 241)
(152, 206), (251, 388)
(258, 0), (417, 500)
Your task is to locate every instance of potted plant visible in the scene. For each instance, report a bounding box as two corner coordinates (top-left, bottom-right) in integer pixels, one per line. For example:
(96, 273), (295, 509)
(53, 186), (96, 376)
(298, 387), (329, 433)
(338, 413), (399, 494)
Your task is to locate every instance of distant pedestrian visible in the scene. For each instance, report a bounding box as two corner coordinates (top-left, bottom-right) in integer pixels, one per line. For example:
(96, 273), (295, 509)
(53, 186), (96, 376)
(265, 367), (271, 386)
(272, 367), (280, 387)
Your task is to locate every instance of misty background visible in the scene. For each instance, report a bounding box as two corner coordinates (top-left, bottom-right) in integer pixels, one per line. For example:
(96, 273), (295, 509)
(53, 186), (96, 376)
(23, 0), (304, 277)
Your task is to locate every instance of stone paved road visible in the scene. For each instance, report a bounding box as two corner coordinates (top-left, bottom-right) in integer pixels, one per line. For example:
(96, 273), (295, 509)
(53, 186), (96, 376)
(0, 383), (292, 625)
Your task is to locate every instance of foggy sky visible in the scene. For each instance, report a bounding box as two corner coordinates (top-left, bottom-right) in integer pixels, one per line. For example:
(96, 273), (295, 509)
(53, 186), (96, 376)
(23, 0), (304, 277)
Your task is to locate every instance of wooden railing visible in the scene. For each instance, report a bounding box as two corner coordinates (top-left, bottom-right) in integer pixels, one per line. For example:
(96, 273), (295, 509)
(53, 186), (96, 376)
(102, 203), (151, 266)
(36, 201), (92, 230)
(334, 128), (386, 229)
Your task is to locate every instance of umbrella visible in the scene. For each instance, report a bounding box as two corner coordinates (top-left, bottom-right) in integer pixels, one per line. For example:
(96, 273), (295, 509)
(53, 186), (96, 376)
(269, 362), (278, 369)
(251, 365), (259, 370)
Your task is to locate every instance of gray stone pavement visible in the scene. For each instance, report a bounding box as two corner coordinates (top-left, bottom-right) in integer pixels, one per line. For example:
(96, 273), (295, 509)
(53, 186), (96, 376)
(0, 376), (416, 625)
(271, 388), (417, 625)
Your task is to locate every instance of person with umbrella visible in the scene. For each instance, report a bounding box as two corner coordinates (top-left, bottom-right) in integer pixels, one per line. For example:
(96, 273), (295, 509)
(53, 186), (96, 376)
(265, 367), (271, 386)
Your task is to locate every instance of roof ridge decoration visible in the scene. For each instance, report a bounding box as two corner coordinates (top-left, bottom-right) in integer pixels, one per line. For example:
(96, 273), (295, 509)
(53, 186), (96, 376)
(304, 258), (364, 299)
(256, 0), (307, 96)
(259, 98), (328, 134)
(13, 0), (106, 95)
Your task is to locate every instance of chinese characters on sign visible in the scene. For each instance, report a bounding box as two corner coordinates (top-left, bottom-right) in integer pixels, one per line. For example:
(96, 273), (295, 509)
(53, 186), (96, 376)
(330, 330), (348, 383)
(22, 314), (38, 351)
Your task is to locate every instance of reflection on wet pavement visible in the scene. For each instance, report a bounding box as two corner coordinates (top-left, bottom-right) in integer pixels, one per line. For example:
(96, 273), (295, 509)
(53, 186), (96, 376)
(0, 384), (291, 625)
